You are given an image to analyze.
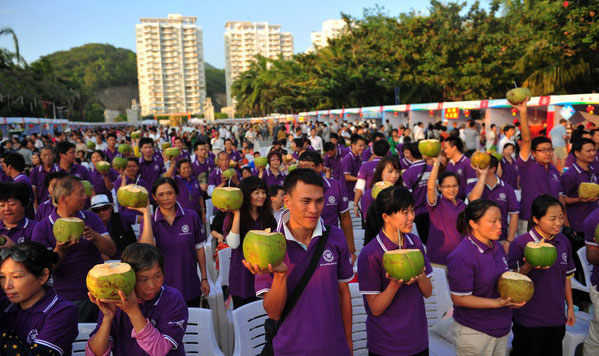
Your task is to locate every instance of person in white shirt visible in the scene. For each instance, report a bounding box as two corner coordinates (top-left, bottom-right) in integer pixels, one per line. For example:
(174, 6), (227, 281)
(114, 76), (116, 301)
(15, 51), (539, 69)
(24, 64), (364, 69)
(497, 125), (516, 154)
(309, 128), (324, 153)
(211, 131), (225, 154)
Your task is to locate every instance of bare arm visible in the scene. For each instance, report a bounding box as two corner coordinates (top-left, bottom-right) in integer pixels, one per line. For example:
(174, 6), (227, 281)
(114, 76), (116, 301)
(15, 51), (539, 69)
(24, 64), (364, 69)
(427, 157), (441, 206)
(508, 213), (519, 242)
(451, 294), (522, 309)
(514, 99), (531, 159)
(136, 205), (155, 245)
(338, 282), (353, 353)
(339, 210), (356, 262)
(263, 271), (288, 320)
(466, 167), (488, 202)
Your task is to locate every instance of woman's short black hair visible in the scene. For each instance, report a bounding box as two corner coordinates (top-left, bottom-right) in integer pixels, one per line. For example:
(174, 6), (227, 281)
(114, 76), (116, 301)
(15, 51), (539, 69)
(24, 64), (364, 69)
(176, 158), (192, 170)
(0, 242), (59, 285)
(438, 171), (459, 186)
(529, 194), (563, 230)
(152, 177), (179, 196)
(364, 186), (415, 243)
(0, 182), (30, 208)
(457, 199), (499, 235)
(121, 242), (165, 273)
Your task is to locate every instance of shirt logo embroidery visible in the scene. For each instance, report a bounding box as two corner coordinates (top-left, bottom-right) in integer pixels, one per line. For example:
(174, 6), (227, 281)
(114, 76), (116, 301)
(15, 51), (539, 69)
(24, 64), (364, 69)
(154, 165), (159, 171)
(552, 173), (560, 182)
(561, 252), (567, 265)
(498, 193), (506, 201)
(168, 319), (187, 330)
(457, 168), (463, 175)
(321, 249), (336, 266)
(181, 224), (190, 234)
(328, 196), (336, 204)
(27, 329), (39, 343)
(18, 236), (25, 243)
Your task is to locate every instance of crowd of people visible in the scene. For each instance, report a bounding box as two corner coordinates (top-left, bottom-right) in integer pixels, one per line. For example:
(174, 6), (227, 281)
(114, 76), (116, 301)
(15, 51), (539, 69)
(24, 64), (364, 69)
(1, 98), (599, 355)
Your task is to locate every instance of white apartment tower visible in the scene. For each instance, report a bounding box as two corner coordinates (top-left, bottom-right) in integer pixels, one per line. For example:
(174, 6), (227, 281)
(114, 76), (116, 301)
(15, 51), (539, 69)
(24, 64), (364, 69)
(311, 19), (347, 50)
(224, 21), (294, 107)
(136, 14), (207, 116)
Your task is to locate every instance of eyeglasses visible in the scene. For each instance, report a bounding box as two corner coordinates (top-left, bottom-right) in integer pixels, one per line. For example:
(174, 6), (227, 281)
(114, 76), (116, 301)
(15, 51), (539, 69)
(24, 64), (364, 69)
(0, 248), (31, 263)
(535, 148), (554, 153)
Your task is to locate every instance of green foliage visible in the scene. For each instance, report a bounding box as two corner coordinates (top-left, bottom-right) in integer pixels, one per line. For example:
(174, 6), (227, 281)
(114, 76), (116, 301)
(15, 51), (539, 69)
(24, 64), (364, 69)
(215, 112), (229, 119)
(205, 63), (225, 100)
(232, 0), (599, 117)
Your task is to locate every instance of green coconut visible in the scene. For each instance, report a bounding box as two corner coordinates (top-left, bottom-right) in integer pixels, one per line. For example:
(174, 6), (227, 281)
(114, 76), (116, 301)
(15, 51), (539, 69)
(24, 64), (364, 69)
(594, 224), (599, 244)
(506, 87), (532, 105)
(81, 180), (93, 197)
(382, 249), (425, 281)
(229, 159), (237, 168)
(491, 152), (503, 162)
(471, 151), (491, 170)
(254, 156), (268, 167)
(578, 182), (599, 199)
(131, 131), (141, 140)
(95, 161), (111, 174)
(117, 184), (149, 208)
(418, 139), (442, 157)
(86, 262), (136, 300)
(53, 217), (85, 243)
(118, 144), (132, 154)
(524, 241), (557, 268)
(164, 148), (180, 159)
(212, 187), (243, 210)
(372, 181), (394, 199)
(243, 228), (287, 269)
(161, 142), (171, 150)
(497, 271), (534, 303)
(223, 168), (237, 179)
(287, 164), (298, 172)
(86, 141), (96, 150)
(112, 157), (128, 170)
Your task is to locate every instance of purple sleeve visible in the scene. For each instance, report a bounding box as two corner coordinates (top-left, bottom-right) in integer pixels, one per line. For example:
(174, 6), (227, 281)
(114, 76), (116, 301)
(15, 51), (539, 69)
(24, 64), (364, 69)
(120, 210), (138, 226)
(29, 168), (38, 187)
(152, 292), (188, 351)
(507, 236), (526, 270)
(414, 235), (433, 277)
(109, 169), (119, 182)
(335, 230), (354, 282)
(341, 156), (352, 174)
(584, 215), (599, 246)
(31, 221), (56, 249)
(357, 164), (367, 180)
(426, 193), (439, 212)
(465, 163), (477, 185)
(465, 182), (477, 197)
(88, 212), (109, 236)
(507, 187), (520, 214)
(338, 183), (349, 214)
(560, 171), (577, 197)
(35, 301), (79, 354)
(208, 171), (218, 186)
(255, 270), (275, 296)
(447, 248), (475, 295)
(357, 248), (384, 294)
(193, 210), (206, 246)
(565, 238), (576, 275)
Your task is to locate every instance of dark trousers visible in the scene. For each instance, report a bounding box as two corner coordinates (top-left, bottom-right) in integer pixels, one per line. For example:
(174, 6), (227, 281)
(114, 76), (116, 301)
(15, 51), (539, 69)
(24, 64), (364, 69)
(510, 322), (565, 356)
(369, 348), (428, 356)
(232, 295), (259, 310)
(414, 213), (430, 245)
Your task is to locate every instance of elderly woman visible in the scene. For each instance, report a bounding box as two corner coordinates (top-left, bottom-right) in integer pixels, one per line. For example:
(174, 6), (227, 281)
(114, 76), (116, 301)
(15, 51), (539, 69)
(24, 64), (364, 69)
(0, 182), (37, 244)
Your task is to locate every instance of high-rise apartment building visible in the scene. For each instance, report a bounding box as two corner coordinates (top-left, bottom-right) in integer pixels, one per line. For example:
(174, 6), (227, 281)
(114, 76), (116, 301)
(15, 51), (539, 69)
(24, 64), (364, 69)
(311, 19), (347, 50)
(136, 14), (206, 116)
(224, 21), (293, 107)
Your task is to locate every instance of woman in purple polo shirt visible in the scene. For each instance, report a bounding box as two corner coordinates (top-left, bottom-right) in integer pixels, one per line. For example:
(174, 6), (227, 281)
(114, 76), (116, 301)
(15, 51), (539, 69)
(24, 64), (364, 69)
(426, 155), (467, 267)
(164, 158), (203, 215)
(447, 200), (526, 356)
(358, 186), (433, 356)
(255, 151), (286, 186)
(87, 243), (188, 356)
(224, 176), (277, 308)
(89, 150), (117, 201)
(507, 194), (576, 356)
(0, 242), (78, 355)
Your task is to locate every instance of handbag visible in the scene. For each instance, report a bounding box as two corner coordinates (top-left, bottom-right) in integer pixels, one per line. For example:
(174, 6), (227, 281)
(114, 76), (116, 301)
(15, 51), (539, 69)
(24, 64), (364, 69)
(261, 226), (331, 356)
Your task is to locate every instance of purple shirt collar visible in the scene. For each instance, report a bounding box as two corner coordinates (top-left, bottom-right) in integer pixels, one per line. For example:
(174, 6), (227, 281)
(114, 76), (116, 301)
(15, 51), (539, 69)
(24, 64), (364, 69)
(140, 286), (165, 307)
(3, 287), (58, 314)
(376, 230), (414, 251)
(49, 209), (86, 224)
(465, 235), (494, 254)
(153, 202), (186, 222)
(277, 209), (324, 250)
(0, 217), (31, 231)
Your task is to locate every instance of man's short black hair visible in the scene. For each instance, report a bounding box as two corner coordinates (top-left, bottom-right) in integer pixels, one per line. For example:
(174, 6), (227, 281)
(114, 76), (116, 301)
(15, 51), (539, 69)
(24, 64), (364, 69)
(323, 142), (335, 152)
(0, 182), (30, 208)
(531, 136), (552, 151)
(407, 142), (423, 159)
(283, 168), (324, 195)
(4, 152), (25, 172)
(298, 150), (324, 166)
(373, 139), (390, 157)
(107, 132), (117, 140)
(139, 137), (154, 148)
(445, 136), (464, 153)
(350, 134), (366, 145)
(55, 141), (75, 156)
(268, 185), (284, 197)
(572, 138), (595, 153)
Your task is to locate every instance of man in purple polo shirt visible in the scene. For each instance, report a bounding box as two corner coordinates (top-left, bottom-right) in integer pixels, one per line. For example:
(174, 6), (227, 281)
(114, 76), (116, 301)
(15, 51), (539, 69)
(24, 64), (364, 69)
(330, 132), (350, 157)
(55, 141), (91, 181)
(298, 150), (356, 263)
(361, 132), (386, 162)
(244, 168), (354, 355)
(324, 141), (345, 182)
(137, 137), (165, 193)
(192, 140), (214, 179)
(29, 146), (59, 207)
(208, 151), (240, 197)
(500, 143), (519, 189)
(515, 98), (563, 235)
(467, 155), (519, 248)
(2, 152), (35, 219)
(0, 182), (37, 244)
(32, 176), (116, 322)
(402, 142), (432, 243)
(443, 136), (476, 200)
(354, 139), (390, 221)
(103, 132), (120, 162)
(583, 208), (599, 353)
(224, 138), (242, 163)
(341, 134), (366, 201)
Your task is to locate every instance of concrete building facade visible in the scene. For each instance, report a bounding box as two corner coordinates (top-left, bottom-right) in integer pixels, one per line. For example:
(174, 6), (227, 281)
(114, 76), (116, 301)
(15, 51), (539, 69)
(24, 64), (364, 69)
(136, 14), (207, 116)
(311, 19), (347, 50)
(224, 21), (293, 107)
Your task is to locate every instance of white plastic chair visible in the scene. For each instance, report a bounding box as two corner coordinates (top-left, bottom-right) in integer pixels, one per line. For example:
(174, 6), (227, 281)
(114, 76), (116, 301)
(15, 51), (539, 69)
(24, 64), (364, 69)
(349, 282), (369, 356)
(232, 300), (269, 356)
(353, 229), (365, 256)
(206, 199), (214, 224)
(185, 307), (225, 356)
(571, 246), (592, 293)
(205, 242), (217, 284)
(216, 248), (232, 290)
(426, 267), (452, 328)
(563, 310), (592, 356)
(72, 323), (97, 356)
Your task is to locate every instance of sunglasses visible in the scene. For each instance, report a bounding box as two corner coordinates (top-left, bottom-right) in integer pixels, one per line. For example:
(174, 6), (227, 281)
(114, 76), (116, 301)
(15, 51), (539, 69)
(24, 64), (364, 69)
(92, 205), (112, 213)
(0, 248), (32, 263)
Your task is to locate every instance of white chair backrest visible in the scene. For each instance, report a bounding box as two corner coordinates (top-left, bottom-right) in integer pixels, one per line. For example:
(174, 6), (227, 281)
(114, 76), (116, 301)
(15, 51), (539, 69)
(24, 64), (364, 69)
(354, 229), (365, 255)
(349, 282), (368, 356)
(425, 267), (452, 328)
(232, 300), (269, 356)
(72, 323), (97, 356)
(206, 199), (214, 225)
(185, 307), (225, 356)
(578, 246), (593, 288)
(205, 242), (217, 283)
(217, 247), (232, 288)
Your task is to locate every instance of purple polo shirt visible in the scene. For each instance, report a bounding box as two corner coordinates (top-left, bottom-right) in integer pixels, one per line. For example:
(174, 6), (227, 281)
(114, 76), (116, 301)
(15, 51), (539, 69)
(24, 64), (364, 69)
(103, 147), (120, 162)
(29, 164), (59, 204)
(0, 288), (78, 355)
(400, 157), (413, 172)
(500, 157), (519, 190)
(174, 175), (201, 211)
(341, 151), (361, 200)
(361, 146), (374, 161)
(141, 203), (205, 302)
(35, 199), (54, 222)
(324, 148), (345, 182)
(338, 144), (350, 157)
(321, 178), (349, 227)
(357, 158), (381, 191)
(358, 231), (433, 355)
(0, 217), (36, 244)
(561, 162), (599, 232)
(466, 178), (519, 240)
(426, 194), (466, 265)
(446, 155), (477, 200)
(517, 154), (562, 221)
(31, 209), (108, 301)
(58, 163), (91, 181)
(138, 155), (165, 191)
(13, 173), (35, 219)
(447, 236), (512, 337)
(508, 228), (575, 327)
(90, 285), (187, 356)
(565, 152), (575, 169)
(584, 209), (599, 291)
(90, 168), (119, 202)
(255, 212), (354, 356)
(402, 160), (432, 215)
(225, 150), (242, 163)
(263, 168), (285, 187)
(192, 157), (214, 178)
(174, 149), (191, 164)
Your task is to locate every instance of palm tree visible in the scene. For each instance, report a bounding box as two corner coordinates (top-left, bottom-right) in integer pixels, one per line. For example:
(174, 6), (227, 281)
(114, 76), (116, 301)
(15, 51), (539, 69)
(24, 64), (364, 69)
(0, 27), (26, 66)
